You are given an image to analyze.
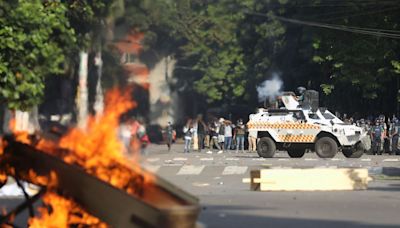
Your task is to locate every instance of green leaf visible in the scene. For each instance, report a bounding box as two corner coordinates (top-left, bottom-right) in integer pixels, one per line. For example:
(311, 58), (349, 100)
(320, 84), (334, 95)
(313, 56), (324, 63)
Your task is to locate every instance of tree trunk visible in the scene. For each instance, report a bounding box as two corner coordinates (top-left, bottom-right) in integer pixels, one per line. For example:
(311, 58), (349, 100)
(2, 107), (12, 134)
(3, 106), (40, 134)
(77, 51), (89, 129)
(94, 50), (104, 117)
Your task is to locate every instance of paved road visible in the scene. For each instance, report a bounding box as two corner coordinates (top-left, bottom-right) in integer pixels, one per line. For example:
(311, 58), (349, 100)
(1, 143), (400, 227)
(141, 144), (400, 228)
(142, 144), (400, 177)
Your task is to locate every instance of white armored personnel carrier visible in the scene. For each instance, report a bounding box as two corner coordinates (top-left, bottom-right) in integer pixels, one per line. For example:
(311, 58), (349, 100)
(247, 90), (370, 158)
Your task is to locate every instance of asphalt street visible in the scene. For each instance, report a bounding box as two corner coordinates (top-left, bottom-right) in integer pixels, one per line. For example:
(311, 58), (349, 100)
(142, 143), (400, 228)
(1, 143), (400, 227)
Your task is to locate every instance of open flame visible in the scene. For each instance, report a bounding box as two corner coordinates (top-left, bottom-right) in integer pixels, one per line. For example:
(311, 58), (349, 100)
(29, 193), (106, 228)
(2, 87), (154, 227)
(8, 117), (30, 144)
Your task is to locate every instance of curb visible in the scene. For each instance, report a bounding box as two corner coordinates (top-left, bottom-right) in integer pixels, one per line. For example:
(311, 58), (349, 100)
(367, 167), (400, 176)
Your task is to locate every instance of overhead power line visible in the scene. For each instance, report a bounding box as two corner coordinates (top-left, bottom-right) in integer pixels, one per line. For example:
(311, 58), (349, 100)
(302, 5), (399, 21)
(264, 1), (399, 8)
(321, 6), (400, 21)
(245, 11), (400, 39)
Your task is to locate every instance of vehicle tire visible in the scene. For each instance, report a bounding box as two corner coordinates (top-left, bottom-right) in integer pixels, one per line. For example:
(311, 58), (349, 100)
(287, 149), (306, 158)
(343, 143), (364, 158)
(315, 137), (338, 158)
(257, 137), (276, 158)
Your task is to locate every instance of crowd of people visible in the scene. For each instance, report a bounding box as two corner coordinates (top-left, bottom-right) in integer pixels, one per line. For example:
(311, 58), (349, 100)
(171, 113), (400, 155)
(118, 117), (150, 156)
(352, 115), (400, 155)
(118, 112), (400, 156)
(173, 114), (256, 154)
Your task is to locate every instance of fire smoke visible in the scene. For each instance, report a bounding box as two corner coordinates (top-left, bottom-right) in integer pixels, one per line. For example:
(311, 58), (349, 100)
(257, 73), (283, 102)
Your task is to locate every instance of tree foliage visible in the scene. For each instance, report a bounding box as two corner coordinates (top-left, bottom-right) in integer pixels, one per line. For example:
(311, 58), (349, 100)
(2, 0), (400, 116)
(172, 0), (288, 106)
(0, 0), (119, 111)
(0, 0), (76, 110)
(308, 0), (400, 114)
(167, 0), (400, 115)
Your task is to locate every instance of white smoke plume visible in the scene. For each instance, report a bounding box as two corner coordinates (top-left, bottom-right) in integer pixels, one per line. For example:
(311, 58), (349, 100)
(257, 74), (283, 102)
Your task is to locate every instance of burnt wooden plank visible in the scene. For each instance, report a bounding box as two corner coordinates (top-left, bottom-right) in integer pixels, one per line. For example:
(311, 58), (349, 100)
(1, 141), (199, 228)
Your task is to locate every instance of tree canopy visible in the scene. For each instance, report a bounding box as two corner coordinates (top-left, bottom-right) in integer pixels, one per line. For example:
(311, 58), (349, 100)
(0, 0), (76, 110)
(2, 0), (400, 117)
(0, 0), (120, 111)
(168, 0), (400, 116)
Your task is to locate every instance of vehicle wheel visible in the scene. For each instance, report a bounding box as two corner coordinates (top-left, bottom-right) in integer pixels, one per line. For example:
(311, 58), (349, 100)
(343, 143), (364, 158)
(315, 137), (338, 158)
(257, 137), (276, 158)
(287, 149), (306, 158)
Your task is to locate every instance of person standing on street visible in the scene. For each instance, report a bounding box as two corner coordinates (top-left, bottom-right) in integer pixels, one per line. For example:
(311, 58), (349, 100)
(166, 121), (174, 151)
(207, 119), (222, 154)
(137, 119), (149, 155)
(223, 120), (233, 151)
(183, 119), (194, 153)
(204, 120), (211, 151)
(247, 127), (257, 152)
(371, 119), (384, 155)
(380, 115), (388, 153)
(390, 118), (400, 155)
(196, 114), (207, 152)
(234, 119), (245, 153)
(192, 118), (199, 151)
(218, 118), (225, 151)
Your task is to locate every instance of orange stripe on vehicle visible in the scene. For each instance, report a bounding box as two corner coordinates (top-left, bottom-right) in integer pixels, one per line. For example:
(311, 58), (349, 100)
(247, 122), (320, 130)
(278, 135), (316, 143)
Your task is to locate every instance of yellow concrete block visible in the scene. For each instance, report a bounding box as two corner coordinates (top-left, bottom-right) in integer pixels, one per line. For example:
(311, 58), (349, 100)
(249, 168), (370, 191)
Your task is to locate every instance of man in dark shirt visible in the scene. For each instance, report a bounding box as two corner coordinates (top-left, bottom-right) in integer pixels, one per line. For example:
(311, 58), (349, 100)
(234, 119), (246, 152)
(196, 114), (207, 152)
(166, 121), (174, 151)
(371, 120), (384, 155)
(207, 119), (221, 154)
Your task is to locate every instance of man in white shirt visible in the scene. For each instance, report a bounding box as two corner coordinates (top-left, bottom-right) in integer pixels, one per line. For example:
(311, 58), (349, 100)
(248, 129), (257, 152)
(223, 120), (233, 151)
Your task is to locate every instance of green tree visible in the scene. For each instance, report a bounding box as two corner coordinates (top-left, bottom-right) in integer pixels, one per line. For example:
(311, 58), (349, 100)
(171, 0), (288, 106)
(0, 0), (76, 110)
(309, 0), (400, 114)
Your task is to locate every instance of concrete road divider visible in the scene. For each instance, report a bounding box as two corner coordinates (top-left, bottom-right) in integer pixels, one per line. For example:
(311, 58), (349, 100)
(243, 168), (371, 191)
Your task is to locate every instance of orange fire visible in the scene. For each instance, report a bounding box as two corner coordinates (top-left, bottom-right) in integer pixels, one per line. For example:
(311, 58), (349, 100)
(0, 138), (6, 184)
(29, 193), (107, 228)
(53, 87), (154, 194)
(0, 137), (4, 156)
(0, 171), (6, 186)
(8, 117), (31, 144)
(2, 87), (154, 227)
(115, 31), (144, 55)
(21, 171), (107, 228)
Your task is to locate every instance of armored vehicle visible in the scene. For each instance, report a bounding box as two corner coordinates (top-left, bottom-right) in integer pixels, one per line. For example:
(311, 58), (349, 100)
(247, 90), (370, 158)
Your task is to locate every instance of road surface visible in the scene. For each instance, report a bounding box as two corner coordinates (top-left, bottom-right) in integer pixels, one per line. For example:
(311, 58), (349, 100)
(1, 143), (400, 227)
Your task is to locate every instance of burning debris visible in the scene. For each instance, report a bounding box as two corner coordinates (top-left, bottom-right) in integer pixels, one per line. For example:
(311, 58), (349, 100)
(0, 172), (6, 188)
(29, 193), (106, 228)
(0, 87), (199, 227)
